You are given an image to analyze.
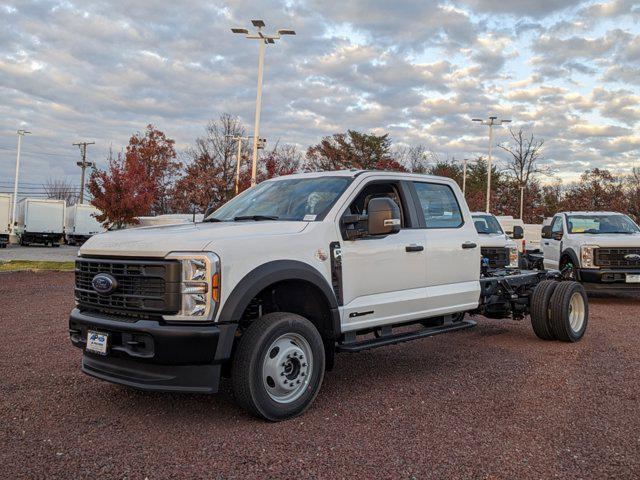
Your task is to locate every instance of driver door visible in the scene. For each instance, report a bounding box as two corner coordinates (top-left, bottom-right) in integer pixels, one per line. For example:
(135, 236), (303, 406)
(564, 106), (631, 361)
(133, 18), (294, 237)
(543, 215), (564, 269)
(337, 179), (428, 332)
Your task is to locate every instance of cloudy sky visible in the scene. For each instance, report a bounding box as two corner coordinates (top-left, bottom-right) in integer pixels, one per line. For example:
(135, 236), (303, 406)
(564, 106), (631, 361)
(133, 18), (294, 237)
(1, 0), (639, 193)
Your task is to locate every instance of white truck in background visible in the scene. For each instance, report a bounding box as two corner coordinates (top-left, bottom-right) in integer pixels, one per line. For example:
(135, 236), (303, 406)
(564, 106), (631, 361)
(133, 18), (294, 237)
(16, 198), (66, 246)
(0, 193), (11, 248)
(542, 211), (640, 290)
(65, 204), (105, 245)
(471, 212), (519, 272)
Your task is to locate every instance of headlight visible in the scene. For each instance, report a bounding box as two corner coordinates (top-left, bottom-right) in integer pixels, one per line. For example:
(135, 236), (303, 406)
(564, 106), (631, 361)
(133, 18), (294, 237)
(508, 246), (519, 268)
(163, 252), (220, 321)
(580, 245), (598, 269)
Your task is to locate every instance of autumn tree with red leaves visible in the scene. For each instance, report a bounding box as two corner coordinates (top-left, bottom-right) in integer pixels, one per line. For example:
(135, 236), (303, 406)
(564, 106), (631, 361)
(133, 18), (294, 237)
(88, 149), (155, 228)
(126, 125), (181, 215)
(305, 130), (406, 172)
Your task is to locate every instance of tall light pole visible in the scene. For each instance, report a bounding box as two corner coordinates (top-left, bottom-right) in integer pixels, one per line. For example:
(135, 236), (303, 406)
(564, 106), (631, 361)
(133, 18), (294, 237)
(11, 129), (31, 235)
(231, 20), (295, 187)
(462, 158), (469, 196)
(519, 185), (525, 220)
(73, 141), (95, 204)
(472, 116), (511, 213)
(225, 134), (260, 195)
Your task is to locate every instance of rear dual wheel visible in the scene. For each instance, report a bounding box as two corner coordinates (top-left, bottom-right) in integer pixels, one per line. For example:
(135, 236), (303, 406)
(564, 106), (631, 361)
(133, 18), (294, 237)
(530, 280), (588, 342)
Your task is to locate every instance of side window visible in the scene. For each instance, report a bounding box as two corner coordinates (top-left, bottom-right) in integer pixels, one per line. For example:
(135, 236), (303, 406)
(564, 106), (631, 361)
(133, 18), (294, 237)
(413, 182), (463, 229)
(551, 216), (563, 234)
(345, 182), (408, 227)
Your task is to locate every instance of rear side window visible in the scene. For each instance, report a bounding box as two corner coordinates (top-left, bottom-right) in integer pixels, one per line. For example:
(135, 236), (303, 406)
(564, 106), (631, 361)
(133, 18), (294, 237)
(413, 182), (463, 229)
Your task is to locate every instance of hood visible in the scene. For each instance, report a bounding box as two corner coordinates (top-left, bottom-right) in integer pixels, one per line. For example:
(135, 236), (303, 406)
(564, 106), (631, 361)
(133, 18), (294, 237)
(476, 233), (515, 248)
(574, 233), (640, 248)
(80, 221), (309, 257)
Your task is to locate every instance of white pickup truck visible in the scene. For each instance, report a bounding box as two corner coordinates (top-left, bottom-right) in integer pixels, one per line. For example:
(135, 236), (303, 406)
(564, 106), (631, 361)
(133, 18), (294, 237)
(471, 212), (519, 271)
(69, 171), (589, 420)
(542, 211), (640, 290)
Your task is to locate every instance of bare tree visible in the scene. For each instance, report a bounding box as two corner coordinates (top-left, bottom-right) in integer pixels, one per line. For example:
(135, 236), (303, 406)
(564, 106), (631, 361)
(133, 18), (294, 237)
(498, 128), (546, 218)
(43, 178), (79, 206)
(499, 128), (547, 185)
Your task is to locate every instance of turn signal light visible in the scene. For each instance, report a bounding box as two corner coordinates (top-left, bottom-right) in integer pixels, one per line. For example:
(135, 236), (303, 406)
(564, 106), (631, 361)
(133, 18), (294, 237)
(212, 273), (220, 303)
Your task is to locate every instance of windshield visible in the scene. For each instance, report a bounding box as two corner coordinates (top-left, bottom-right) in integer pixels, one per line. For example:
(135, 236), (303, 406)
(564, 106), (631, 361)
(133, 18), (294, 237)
(473, 215), (504, 234)
(567, 214), (640, 234)
(208, 176), (352, 222)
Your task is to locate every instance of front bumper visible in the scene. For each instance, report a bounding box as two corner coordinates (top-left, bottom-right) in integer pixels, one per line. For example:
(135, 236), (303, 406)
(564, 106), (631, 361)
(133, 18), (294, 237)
(69, 308), (237, 393)
(579, 269), (640, 290)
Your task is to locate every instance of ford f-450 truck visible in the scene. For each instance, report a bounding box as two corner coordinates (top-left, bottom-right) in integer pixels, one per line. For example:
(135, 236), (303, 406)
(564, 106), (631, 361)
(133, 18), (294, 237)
(542, 211), (640, 290)
(69, 171), (588, 421)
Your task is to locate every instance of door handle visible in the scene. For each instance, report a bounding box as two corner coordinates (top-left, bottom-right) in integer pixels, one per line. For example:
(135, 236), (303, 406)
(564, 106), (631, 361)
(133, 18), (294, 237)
(405, 244), (424, 252)
(462, 242), (477, 249)
(544, 242), (549, 246)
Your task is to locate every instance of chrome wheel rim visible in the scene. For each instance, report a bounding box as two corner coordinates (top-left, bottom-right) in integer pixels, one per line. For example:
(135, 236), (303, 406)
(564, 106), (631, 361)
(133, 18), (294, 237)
(262, 333), (313, 404)
(568, 292), (585, 332)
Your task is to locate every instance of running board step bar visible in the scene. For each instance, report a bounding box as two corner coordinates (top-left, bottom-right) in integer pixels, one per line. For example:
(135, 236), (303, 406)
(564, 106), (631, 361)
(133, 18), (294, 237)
(337, 320), (477, 353)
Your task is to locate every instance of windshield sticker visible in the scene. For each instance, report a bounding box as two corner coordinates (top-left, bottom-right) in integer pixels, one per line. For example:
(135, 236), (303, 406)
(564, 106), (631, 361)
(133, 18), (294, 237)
(303, 214), (317, 222)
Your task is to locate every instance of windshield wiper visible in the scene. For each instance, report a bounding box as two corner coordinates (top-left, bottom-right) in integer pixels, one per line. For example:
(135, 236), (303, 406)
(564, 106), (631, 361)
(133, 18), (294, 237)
(233, 215), (279, 221)
(203, 217), (223, 223)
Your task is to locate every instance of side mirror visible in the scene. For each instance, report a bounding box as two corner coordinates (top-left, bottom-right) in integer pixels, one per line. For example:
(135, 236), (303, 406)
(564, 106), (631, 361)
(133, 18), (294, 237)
(367, 198), (401, 236)
(512, 225), (524, 240)
(541, 225), (552, 239)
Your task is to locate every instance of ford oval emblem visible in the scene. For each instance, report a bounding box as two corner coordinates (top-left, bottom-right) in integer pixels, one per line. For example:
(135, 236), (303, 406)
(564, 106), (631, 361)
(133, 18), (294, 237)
(624, 254), (640, 261)
(92, 273), (117, 295)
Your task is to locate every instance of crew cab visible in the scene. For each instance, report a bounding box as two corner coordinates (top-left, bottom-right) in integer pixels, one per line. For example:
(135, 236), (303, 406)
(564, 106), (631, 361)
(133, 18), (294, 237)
(69, 171), (589, 421)
(542, 211), (640, 289)
(471, 212), (519, 271)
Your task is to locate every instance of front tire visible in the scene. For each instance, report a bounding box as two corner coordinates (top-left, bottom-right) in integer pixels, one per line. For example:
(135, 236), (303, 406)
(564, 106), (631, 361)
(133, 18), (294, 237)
(549, 281), (588, 342)
(232, 312), (326, 421)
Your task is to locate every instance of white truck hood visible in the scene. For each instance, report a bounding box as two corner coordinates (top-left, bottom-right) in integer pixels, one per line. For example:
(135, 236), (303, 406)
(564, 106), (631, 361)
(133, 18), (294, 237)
(80, 221), (309, 257)
(574, 233), (640, 248)
(476, 233), (515, 249)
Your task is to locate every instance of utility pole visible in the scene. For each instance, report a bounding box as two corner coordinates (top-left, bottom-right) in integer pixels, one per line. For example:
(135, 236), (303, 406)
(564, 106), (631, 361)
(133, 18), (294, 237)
(73, 141), (95, 204)
(462, 158), (468, 196)
(519, 185), (525, 220)
(472, 116), (511, 213)
(226, 135), (253, 195)
(11, 129), (31, 236)
(231, 20), (295, 186)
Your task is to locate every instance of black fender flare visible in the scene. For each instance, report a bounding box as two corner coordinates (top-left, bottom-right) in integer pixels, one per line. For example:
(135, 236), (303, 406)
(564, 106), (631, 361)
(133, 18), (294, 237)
(217, 260), (341, 338)
(561, 248), (581, 279)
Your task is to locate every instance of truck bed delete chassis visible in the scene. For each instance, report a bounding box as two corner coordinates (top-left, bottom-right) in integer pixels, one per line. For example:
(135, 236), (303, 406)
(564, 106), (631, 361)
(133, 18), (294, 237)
(476, 268), (559, 320)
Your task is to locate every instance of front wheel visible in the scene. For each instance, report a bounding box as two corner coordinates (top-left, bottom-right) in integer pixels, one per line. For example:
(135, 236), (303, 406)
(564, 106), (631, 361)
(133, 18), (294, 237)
(232, 312), (326, 421)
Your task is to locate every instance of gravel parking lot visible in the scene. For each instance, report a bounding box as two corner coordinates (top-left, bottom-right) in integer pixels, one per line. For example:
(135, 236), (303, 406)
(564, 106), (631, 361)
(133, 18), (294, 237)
(1, 272), (639, 479)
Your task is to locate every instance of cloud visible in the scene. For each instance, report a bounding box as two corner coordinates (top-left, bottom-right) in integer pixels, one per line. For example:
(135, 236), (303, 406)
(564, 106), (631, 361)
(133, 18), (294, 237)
(0, 0), (638, 190)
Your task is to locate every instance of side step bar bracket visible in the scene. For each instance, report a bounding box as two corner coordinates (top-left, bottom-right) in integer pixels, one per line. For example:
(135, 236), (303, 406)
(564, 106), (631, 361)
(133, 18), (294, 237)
(337, 320), (477, 353)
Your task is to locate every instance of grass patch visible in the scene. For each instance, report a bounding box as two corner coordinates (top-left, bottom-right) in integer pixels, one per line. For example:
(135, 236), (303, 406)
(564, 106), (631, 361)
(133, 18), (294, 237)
(0, 260), (76, 272)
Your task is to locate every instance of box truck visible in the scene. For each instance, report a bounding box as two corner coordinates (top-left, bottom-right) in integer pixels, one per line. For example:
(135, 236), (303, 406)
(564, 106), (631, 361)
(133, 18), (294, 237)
(0, 193), (11, 248)
(65, 204), (104, 245)
(16, 198), (66, 246)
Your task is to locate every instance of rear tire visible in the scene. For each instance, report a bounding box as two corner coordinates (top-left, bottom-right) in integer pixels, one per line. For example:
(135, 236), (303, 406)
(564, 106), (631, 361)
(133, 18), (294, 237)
(232, 312), (326, 421)
(549, 281), (588, 342)
(530, 280), (558, 340)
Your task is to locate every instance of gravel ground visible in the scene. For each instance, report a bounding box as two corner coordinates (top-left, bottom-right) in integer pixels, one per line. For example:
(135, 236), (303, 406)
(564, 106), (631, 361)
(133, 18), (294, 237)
(0, 245), (79, 262)
(1, 272), (639, 479)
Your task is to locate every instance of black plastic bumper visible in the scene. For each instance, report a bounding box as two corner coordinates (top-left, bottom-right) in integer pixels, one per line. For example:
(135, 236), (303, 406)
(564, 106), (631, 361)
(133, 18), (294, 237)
(69, 308), (237, 393)
(579, 269), (640, 290)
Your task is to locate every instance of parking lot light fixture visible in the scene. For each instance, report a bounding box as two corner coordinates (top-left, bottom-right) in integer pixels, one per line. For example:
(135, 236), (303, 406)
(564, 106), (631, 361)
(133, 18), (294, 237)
(472, 116), (511, 213)
(231, 20), (296, 187)
(11, 129), (31, 235)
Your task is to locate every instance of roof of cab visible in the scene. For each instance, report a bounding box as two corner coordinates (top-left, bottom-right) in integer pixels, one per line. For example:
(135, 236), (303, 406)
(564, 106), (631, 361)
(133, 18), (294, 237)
(267, 169), (459, 184)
